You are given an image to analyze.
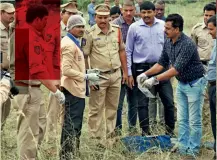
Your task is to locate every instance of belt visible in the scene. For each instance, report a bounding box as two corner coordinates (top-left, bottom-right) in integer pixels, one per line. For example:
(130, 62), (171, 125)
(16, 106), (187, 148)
(201, 60), (208, 65)
(15, 82), (41, 88)
(209, 81), (216, 86)
(101, 68), (118, 74)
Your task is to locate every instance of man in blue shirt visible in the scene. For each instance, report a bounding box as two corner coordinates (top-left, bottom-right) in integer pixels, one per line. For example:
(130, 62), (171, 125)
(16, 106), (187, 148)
(126, 1), (175, 136)
(87, 0), (96, 26)
(140, 14), (206, 159)
(207, 15), (216, 160)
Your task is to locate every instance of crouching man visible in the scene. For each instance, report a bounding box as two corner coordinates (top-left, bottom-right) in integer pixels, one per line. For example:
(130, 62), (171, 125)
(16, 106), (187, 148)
(60, 15), (99, 159)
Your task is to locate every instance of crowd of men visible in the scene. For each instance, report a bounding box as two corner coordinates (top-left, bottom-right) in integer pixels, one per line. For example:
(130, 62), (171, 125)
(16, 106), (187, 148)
(0, 0), (216, 160)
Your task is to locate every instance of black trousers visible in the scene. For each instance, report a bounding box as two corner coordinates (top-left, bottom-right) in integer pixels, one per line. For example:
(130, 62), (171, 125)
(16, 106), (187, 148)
(60, 88), (85, 159)
(208, 84), (216, 152)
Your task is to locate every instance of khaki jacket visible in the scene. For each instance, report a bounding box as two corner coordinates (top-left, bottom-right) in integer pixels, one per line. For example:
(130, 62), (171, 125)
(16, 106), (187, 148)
(61, 35), (86, 98)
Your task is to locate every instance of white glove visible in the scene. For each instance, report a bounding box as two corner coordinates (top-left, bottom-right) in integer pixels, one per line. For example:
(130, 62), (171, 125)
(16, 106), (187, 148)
(141, 77), (159, 89)
(85, 73), (99, 82)
(52, 89), (65, 104)
(136, 73), (148, 84)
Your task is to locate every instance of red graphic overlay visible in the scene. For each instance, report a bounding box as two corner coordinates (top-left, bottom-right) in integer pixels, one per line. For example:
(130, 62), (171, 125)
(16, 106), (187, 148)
(15, 0), (60, 80)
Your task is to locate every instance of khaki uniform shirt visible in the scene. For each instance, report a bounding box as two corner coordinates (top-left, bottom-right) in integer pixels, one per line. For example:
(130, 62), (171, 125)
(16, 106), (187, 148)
(191, 22), (213, 61)
(0, 21), (13, 70)
(61, 36), (86, 98)
(82, 23), (125, 72)
(61, 21), (67, 39)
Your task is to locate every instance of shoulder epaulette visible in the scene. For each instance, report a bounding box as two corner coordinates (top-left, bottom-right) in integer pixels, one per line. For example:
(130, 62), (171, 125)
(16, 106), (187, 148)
(192, 23), (203, 30)
(111, 24), (120, 28)
(85, 26), (95, 34)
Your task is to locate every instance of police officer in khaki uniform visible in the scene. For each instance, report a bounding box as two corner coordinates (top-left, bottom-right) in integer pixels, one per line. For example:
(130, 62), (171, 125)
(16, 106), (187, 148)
(60, 3), (78, 38)
(14, 5), (65, 160)
(0, 3), (15, 127)
(191, 3), (216, 128)
(82, 4), (128, 141)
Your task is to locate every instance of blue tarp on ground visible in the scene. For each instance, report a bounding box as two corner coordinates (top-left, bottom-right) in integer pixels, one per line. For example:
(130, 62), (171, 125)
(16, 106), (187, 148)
(121, 135), (172, 153)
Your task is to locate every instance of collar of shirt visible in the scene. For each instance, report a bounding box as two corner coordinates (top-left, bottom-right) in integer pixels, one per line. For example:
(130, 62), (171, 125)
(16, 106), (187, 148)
(138, 17), (160, 27)
(28, 25), (43, 37)
(95, 23), (115, 35)
(61, 21), (67, 31)
(201, 22), (207, 29)
(119, 15), (136, 24)
(67, 32), (81, 49)
(169, 32), (185, 45)
(0, 21), (8, 31)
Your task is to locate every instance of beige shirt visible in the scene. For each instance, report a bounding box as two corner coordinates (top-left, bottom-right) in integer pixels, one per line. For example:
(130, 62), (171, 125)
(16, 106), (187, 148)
(61, 35), (86, 98)
(82, 23), (125, 72)
(0, 21), (13, 69)
(61, 21), (67, 39)
(191, 22), (213, 61)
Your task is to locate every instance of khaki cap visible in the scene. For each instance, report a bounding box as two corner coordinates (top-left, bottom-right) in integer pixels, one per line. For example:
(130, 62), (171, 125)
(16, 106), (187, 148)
(0, 3), (15, 13)
(95, 4), (110, 16)
(61, 2), (78, 13)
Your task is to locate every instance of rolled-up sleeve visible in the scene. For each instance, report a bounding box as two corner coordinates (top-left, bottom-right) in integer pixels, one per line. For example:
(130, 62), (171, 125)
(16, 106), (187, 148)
(158, 44), (170, 68)
(125, 25), (135, 76)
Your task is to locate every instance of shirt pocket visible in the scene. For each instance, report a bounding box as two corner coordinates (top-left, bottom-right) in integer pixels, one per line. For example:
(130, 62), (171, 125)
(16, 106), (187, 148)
(112, 38), (119, 50)
(198, 37), (209, 48)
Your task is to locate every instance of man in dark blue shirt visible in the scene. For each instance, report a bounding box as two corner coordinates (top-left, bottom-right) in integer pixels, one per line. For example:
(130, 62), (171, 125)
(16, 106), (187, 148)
(138, 14), (206, 159)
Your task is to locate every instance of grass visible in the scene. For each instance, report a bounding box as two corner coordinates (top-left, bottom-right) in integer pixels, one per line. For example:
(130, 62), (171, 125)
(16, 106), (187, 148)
(2, 1), (215, 160)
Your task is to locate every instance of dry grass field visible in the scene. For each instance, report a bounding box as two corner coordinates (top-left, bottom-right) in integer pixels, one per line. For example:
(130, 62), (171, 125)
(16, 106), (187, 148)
(1, 0), (215, 159)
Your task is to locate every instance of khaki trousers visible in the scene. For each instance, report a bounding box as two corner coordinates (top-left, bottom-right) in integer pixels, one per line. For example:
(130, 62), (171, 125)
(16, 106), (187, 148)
(15, 87), (46, 160)
(1, 98), (11, 128)
(88, 69), (121, 138)
(46, 93), (62, 137)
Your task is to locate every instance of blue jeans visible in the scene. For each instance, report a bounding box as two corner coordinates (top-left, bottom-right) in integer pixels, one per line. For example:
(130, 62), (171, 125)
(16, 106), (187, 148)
(176, 77), (207, 155)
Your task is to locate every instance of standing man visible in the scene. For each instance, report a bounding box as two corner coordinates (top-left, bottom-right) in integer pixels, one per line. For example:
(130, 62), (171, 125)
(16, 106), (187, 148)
(112, 0), (136, 135)
(126, 1), (175, 136)
(153, 0), (166, 21)
(88, 0), (96, 27)
(149, 0), (166, 130)
(206, 15), (216, 160)
(104, 0), (111, 6)
(140, 14), (206, 159)
(60, 15), (99, 159)
(45, 2), (78, 139)
(0, 3), (15, 127)
(191, 3), (216, 129)
(82, 4), (128, 141)
(135, 0), (143, 20)
(14, 5), (65, 160)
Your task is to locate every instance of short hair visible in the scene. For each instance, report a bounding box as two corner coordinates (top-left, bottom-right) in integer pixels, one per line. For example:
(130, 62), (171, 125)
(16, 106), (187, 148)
(122, 0), (135, 6)
(26, 5), (48, 23)
(153, 0), (165, 5)
(110, 6), (121, 16)
(207, 15), (216, 27)
(203, 3), (216, 14)
(166, 14), (184, 32)
(140, 1), (155, 11)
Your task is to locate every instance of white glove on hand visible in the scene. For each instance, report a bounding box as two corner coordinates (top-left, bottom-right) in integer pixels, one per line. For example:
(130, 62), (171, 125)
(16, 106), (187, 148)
(52, 89), (65, 104)
(85, 73), (99, 82)
(141, 77), (159, 89)
(137, 73), (148, 84)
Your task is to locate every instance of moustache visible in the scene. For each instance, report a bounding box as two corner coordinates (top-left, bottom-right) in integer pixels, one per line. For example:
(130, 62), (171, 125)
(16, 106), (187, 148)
(144, 17), (150, 19)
